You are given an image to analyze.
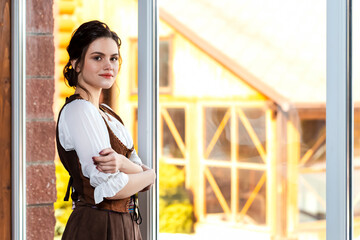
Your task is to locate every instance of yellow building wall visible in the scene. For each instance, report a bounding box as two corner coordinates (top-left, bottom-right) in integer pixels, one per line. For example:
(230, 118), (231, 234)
(159, 20), (266, 101)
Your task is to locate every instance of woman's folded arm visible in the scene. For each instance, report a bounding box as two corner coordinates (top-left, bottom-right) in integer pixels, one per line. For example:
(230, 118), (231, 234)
(59, 99), (130, 204)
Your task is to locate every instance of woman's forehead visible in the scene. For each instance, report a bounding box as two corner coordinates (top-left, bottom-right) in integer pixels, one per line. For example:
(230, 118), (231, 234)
(87, 37), (118, 54)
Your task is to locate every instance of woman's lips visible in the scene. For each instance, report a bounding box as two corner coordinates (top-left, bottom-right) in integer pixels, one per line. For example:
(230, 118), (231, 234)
(99, 74), (113, 79)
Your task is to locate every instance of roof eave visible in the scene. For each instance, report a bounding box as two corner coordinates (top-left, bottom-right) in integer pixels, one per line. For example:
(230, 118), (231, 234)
(160, 8), (289, 111)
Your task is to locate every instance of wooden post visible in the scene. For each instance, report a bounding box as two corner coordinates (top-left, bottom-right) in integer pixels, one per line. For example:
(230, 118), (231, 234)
(0, 0), (11, 239)
(266, 109), (277, 235)
(188, 103), (205, 222)
(275, 109), (289, 239)
(231, 106), (239, 222)
(287, 110), (301, 238)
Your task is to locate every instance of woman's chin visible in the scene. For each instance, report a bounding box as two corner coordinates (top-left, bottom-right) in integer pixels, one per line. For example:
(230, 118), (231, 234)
(102, 86), (112, 90)
(100, 81), (115, 89)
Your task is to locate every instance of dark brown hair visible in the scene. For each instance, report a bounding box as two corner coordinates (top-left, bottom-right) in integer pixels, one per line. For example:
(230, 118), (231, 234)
(63, 20), (122, 90)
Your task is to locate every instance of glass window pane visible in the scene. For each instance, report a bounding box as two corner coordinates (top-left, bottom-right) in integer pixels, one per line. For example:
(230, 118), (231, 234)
(53, 1), (138, 238)
(162, 107), (186, 158)
(237, 108), (266, 164)
(298, 120), (326, 223)
(205, 167), (231, 214)
(159, 40), (170, 88)
(158, 0), (326, 239)
(204, 107), (231, 161)
(238, 169), (266, 225)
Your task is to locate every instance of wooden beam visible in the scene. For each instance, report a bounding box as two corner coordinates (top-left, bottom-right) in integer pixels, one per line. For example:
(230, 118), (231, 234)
(230, 106), (239, 221)
(204, 109), (231, 158)
(266, 109), (277, 233)
(200, 159), (268, 170)
(159, 8), (288, 107)
(161, 108), (186, 157)
(0, 0), (11, 239)
(188, 103), (205, 221)
(276, 109), (289, 238)
(237, 108), (267, 163)
(287, 112), (300, 234)
(299, 130), (326, 166)
(239, 173), (266, 219)
(204, 167), (231, 215)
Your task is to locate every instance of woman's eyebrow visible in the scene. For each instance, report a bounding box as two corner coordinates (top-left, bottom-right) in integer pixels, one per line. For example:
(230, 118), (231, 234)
(90, 51), (119, 56)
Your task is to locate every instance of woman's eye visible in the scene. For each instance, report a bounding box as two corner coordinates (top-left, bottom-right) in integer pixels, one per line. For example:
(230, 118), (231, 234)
(110, 57), (118, 62)
(93, 56), (102, 61)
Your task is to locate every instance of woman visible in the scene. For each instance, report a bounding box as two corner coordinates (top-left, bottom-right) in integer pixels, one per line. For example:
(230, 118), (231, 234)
(56, 20), (155, 240)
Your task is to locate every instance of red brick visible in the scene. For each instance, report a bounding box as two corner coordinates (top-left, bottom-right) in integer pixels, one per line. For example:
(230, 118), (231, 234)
(26, 164), (57, 204)
(27, 205), (55, 240)
(26, 0), (54, 33)
(26, 78), (55, 119)
(26, 121), (56, 162)
(26, 35), (55, 76)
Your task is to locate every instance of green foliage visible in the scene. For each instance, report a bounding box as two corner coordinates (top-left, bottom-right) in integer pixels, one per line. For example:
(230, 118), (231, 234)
(159, 160), (194, 233)
(54, 158), (72, 238)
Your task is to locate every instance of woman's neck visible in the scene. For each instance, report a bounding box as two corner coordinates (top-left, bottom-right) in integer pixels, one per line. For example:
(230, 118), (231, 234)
(74, 87), (101, 107)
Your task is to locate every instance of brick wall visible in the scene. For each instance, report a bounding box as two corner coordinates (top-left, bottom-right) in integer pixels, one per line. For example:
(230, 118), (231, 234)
(26, 0), (57, 239)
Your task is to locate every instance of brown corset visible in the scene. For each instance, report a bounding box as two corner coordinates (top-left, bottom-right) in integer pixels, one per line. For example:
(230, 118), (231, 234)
(56, 94), (134, 213)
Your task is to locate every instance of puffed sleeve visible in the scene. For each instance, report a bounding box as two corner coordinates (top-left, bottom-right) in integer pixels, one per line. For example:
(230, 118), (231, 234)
(58, 99), (129, 204)
(129, 149), (143, 166)
(120, 122), (143, 166)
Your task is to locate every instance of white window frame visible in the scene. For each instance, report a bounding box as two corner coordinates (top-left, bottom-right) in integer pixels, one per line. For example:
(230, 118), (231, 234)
(138, 0), (159, 239)
(326, 0), (353, 239)
(11, 0), (26, 239)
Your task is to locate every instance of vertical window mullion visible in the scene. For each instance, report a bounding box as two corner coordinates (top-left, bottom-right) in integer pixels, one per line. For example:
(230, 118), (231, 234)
(326, 0), (352, 239)
(11, 0), (27, 239)
(138, 0), (159, 239)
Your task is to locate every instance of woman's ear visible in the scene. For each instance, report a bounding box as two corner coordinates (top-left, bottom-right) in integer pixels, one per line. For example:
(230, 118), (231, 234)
(71, 59), (80, 72)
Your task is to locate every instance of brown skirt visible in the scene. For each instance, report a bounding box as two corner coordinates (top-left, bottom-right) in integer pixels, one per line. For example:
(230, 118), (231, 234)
(62, 204), (142, 240)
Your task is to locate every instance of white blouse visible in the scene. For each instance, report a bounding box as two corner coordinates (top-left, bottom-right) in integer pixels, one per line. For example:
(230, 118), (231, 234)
(58, 99), (142, 204)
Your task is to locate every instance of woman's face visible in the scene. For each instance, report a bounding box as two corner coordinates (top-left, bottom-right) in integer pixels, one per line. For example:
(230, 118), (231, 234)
(76, 37), (119, 91)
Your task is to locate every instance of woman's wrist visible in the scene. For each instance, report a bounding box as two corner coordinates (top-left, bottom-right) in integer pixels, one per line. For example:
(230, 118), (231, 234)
(116, 153), (124, 171)
(117, 155), (143, 174)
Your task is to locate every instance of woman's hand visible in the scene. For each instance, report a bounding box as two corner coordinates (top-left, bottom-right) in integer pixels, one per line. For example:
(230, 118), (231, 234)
(92, 148), (123, 174)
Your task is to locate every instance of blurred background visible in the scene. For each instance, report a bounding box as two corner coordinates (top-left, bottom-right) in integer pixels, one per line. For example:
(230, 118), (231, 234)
(51, 0), (360, 239)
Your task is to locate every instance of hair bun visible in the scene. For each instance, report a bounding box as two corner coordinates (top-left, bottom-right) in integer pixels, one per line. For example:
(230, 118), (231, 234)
(63, 61), (77, 87)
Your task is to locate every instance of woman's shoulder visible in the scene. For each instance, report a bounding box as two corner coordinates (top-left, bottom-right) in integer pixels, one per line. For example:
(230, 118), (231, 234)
(60, 99), (102, 125)
(64, 99), (97, 114)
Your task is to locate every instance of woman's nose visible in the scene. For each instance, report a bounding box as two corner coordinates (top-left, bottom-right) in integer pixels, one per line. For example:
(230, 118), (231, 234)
(103, 59), (113, 70)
